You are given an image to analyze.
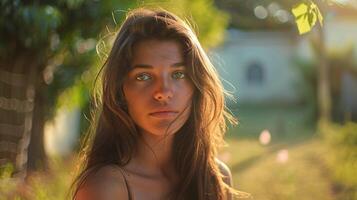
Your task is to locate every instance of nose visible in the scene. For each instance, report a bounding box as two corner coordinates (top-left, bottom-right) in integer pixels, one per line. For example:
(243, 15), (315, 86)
(153, 78), (173, 102)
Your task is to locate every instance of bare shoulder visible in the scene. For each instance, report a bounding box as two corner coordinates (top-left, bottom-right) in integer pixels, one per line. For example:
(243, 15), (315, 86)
(75, 165), (130, 200)
(215, 158), (233, 187)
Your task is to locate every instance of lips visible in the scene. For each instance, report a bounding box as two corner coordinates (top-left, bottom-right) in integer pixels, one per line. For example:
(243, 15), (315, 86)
(149, 110), (179, 118)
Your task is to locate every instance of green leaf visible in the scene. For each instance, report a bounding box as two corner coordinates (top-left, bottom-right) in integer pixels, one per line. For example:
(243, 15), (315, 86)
(292, 3), (311, 34)
(292, 2), (323, 35)
(292, 2), (308, 17)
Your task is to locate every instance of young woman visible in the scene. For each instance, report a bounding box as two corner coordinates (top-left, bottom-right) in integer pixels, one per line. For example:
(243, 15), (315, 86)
(71, 7), (244, 200)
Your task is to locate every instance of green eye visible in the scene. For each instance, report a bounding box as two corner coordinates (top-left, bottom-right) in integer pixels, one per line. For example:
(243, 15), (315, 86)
(172, 71), (186, 79)
(136, 73), (151, 81)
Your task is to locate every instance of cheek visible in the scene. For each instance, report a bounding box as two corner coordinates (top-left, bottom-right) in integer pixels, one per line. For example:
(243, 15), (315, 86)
(179, 82), (195, 102)
(123, 79), (150, 102)
(177, 82), (195, 119)
(122, 83), (146, 117)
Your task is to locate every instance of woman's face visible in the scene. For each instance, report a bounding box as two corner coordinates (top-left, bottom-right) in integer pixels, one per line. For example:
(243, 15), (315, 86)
(123, 39), (194, 137)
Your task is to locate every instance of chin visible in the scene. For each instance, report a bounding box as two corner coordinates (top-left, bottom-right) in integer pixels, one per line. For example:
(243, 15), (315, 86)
(148, 129), (176, 137)
(142, 125), (181, 137)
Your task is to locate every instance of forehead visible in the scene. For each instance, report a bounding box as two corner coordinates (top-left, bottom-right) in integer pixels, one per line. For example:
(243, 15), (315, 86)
(131, 39), (184, 67)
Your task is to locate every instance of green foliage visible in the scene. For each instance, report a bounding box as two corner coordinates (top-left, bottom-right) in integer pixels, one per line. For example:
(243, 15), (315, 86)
(0, 162), (14, 179)
(148, 0), (229, 48)
(60, 0), (86, 9)
(102, 0), (229, 49)
(18, 5), (62, 47)
(1, 0), (122, 121)
(0, 163), (17, 198)
(0, 158), (73, 200)
(321, 122), (357, 199)
(28, 158), (72, 200)
(216, 0), (295, 30)
(183, 0), (229, 48)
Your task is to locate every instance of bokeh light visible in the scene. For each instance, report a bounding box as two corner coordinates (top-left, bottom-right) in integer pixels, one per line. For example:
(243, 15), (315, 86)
(259, 129), (271, 145)
(276, 149), (289, 164)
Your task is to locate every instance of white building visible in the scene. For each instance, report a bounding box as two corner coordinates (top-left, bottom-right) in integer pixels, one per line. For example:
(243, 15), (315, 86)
(212, 7), (357, 117)
(212, 30), (302, 106)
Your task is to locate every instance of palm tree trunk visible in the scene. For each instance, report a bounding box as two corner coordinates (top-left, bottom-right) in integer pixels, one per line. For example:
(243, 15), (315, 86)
(0, 51), (47, 178)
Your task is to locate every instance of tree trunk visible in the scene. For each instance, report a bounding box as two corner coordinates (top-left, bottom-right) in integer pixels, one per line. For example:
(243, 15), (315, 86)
(27, 73), (47, 172)
(0, 51), (47, 178)
(315, 2), (331, 123)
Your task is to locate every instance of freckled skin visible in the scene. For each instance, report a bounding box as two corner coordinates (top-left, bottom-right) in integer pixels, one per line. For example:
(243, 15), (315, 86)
(123, 39), (194, 137)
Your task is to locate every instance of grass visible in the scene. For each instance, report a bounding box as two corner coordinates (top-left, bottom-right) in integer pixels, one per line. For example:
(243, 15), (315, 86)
(217, 104), (337, 200)
(0, 157), (74, 200)
(226, 104), (315, 139)
(220, 137), (335, 200)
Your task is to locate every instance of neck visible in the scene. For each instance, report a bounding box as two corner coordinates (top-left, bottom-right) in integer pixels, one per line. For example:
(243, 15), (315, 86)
(129, 130), (176, 178)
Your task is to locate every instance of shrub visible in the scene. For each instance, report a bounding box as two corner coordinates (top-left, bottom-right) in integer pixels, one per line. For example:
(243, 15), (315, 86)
(321, 122), (357, 200)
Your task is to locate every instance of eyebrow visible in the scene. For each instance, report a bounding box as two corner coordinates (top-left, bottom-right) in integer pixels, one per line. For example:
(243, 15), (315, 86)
(131, 62), (186, 69)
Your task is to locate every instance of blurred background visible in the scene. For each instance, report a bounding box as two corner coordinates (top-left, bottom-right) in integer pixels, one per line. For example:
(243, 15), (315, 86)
(1, 0), (357, 199)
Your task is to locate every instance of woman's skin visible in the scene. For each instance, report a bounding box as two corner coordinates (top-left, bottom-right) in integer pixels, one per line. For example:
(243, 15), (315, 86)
(75, 39), (232, 200)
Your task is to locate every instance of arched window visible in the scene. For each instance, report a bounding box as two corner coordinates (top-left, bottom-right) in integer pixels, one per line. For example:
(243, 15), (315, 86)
(246, 61), (264, 85)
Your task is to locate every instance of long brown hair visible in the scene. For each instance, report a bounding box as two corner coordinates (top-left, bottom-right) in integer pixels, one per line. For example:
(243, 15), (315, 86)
(71, 7), (238, 200)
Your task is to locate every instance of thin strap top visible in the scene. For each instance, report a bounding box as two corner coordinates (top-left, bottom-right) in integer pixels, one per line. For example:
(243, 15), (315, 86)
(118, 168), (133, 200)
